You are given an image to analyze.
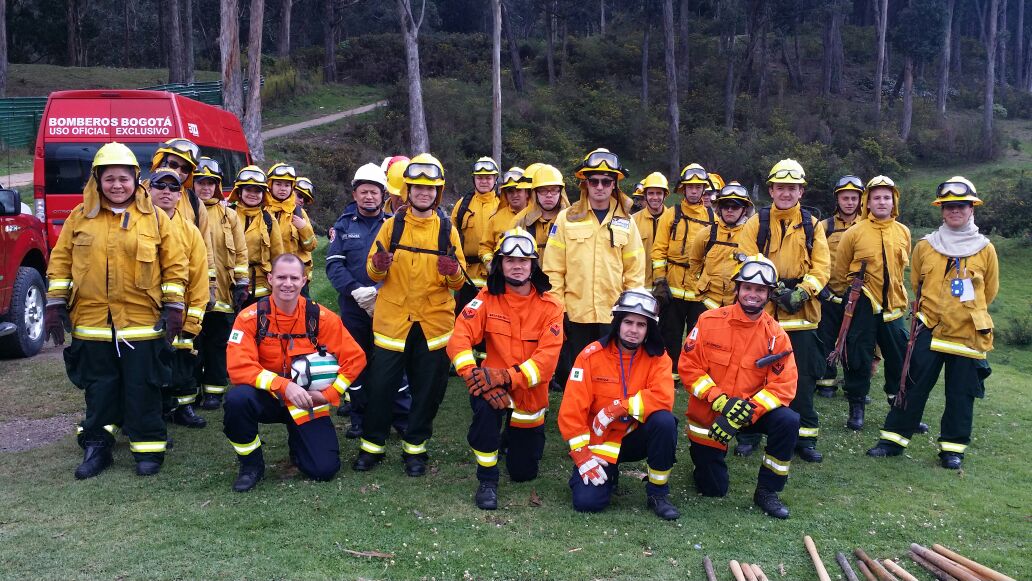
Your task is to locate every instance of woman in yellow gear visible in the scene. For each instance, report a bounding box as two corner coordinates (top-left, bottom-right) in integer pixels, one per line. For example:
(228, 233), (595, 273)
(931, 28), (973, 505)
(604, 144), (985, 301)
(451, 157), (500, 302)
(514, 164), (570, 255)
(44, 142), (188, 480)
(229, 166), (284, 302)
(690, 181), (755, 310)
(294, 176), (315, 208)
(632, 172), (669, 288)
(192, 158), (249, 409)
(479, 164), (535, 269)
(265, 163), (318, 287)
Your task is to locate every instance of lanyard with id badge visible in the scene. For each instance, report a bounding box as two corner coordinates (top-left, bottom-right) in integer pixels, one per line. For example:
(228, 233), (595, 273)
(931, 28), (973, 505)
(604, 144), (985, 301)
(949, 257), (976, 302)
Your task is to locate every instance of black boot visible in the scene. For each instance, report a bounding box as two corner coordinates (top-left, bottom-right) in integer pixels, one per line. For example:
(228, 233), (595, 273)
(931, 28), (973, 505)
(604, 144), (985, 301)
(172, 404), (207, 428)
(846, 401), (865, 431)
(475, 481), (498, 510)
(939, 452), (963, 470)
(74, 441), (113, 480)
(352, 451), (384, 472)
(336, 400), (352, 417)
(646, 495), (680, 520)
(136, 460), (162, 476)
(403, 453), (427, 477)
(816, 385), (837, 398)
(866, 441), (904, 457)
(198, 394), (223, 411)
(345, 413), (363, 439)
(753, 487), (790, 519)
(795, 445), (823, 463)
(233, 453), (265, 492)
(916, 422), (929, 434)
(733, 443), (756, 457)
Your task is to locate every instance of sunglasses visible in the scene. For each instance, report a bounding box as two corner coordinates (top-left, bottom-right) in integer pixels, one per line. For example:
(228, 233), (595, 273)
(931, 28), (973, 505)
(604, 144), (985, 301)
(770, 168), (805, 180)
(473, 160), (499, 174)
(151, 181), (182, 192)
(584, 151), (621, 171)
(404, 162), (444, 181)
(738, 261), (777, 286)
(941, 201), (972, 210)
(587, 177), (615, 188)
(161, 159), (190, 172)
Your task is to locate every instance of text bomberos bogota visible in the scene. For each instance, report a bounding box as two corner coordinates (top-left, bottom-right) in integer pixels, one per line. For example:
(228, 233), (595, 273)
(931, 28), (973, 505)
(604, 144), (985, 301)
(47, 116), (174, 137)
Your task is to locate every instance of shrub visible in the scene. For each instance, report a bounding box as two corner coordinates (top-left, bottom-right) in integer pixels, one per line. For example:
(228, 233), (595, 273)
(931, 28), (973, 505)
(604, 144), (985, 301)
(998, 313), (1032, 347)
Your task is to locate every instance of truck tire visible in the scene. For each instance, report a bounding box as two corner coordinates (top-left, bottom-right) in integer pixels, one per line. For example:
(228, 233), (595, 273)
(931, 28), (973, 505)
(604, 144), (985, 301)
(0, 267), (47, 358)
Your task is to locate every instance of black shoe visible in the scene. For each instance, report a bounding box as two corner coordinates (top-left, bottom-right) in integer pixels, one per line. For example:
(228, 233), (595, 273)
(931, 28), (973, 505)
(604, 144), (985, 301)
(233, 463), (265, 492)
(475, 481), (498, 510)
(135, 460), (161, 476)
(166, 434), (174, 450)
(940, 452), (963, 470)
(753, 487), (790, 519)
(352, 451), (384, 472)
(393, 423), (408, 438)
(846, 401), (865, 431)
(172, 404), (207, 428)
(816, 386), (837, 398)
(403, 454), (427, 477)
(74, 442), (113, 480)
(345, 423), (363, 439)
(795, 445), (823, 463)
(866, 442), (903, 457)
(198, 394), (223, 410)
(916, 422), (929, 434)
(733, 443), (756, 457)
(336, 401), (352, 417)
(647, 495), (680, 520)
(864, 396), (872, 404)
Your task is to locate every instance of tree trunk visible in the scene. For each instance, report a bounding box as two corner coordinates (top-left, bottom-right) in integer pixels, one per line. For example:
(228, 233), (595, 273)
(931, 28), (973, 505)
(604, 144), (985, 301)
(641, 19), (650, 109)
(123, 0), (131, 67)
(976, 0), (988, 44)
(398, 0), (430, 153)
(600, 0), (606, 36)
(0, 0), (6, 98)
(1000, 0), (1009, 86)
(560, 19), (569, 79)
(243, 0), (265, 162)
(67, 0), (81, 66)
(184, 0), (195, 83)
(821, 2), (845, 97)
(781, 34), (803, 92)
(278, 0), (292, 57)
(501, 0), (524, 93)
(938, 0), (954, 115)
(168, 0), (186, 83)
(678, 0), (690, 90)
(901, 56), (913, 140)
(1017, 0), (1025, 87)
(220, 0), (244, 117)
(663, 0), (680, 178)
(492, 0), (502, 165)
(952, 9), (962, 76)
(323, 0), (336, 82)
(545, 2), (556, 86)
(891, 62), (906, 102)
(984, 0), (1000, 156)
(723, 31), (737, 132)
(873, 0), (888, 125)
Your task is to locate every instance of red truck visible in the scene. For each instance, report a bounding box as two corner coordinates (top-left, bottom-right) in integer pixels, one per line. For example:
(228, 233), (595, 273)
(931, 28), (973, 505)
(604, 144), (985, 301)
(0, 187), (48, 358)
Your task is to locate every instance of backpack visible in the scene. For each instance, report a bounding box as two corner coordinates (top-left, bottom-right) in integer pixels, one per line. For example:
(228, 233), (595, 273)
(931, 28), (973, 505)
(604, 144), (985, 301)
(822, 216), (837, 238)
(255, 296), (324, 352)
(388, 206), (453, 256)
(453, 192), (476, 245)
(704, 224), (739, 256)
(756, 206), (816, 256)
(671, 205), (715, 253)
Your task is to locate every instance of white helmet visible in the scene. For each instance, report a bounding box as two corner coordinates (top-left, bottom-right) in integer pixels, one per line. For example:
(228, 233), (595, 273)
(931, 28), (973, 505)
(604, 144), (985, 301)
(290, 352), (340, 392)
(352, 163), (388, 191)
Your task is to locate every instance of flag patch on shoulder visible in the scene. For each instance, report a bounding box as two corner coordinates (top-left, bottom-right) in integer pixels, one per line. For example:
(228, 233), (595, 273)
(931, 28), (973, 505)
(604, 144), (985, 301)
(570, 368), (584, 382)
(228, 329), (244, 344)
(467, 299), (483, 310)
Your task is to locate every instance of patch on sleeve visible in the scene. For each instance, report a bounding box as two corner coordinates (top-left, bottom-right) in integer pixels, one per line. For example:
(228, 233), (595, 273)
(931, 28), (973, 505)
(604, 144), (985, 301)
(467, 299), (483, 310)
(772, 360), (786, 375)
(328, 228), (336, 242)
(549, 323), (561, 336)
(570, 368), (584, 382)
(228, 329), (244, 344)
(688, 327), (698, 340)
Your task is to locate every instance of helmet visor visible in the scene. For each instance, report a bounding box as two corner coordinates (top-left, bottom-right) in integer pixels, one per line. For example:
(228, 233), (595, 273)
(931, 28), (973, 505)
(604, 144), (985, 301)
(473, 160), (499, 174)
(269, 164), (297, 179)
(936, 181), (974, 198)
(497, 234), (537, 258)
(738, 261), (777, 287)
(835, 175), (864, 192)
(295, 177), (314, 193)
(868, 175), (896, 189)
(718, 184), (750, 200)
(237, 169), (268, 184)
(614, 291), (659, 316)
(680, 166), (708, 183)
(502, 169), (524, 185)
(195, 158), (222, 177)
(769, 168), (805, 181)
(404, 162), (444, 181)
(584, 151), (621, 171)
(164, 139), (200, 164)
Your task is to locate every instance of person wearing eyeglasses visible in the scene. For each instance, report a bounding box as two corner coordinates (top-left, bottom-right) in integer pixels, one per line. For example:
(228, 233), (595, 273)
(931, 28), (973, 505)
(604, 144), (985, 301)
(357, 153), (467, 477)
(451, 157), (501, 310)
(149, 169), (212, 431)
(446, 228), (564, 510)
(679, 254), (800, 519)
(265, 163), (318, 292)
(651, 163), (717, 383)
(229, 166), (285, 304)
(44, 142), (188, 479)
(514, 164), (570, 256)
(557, 288), (680, 520)
(736, 159), (830, 464)
(192, 157), (249, 411)
(542, 148), (645, 388)
(479, 165), (535, 271)
(632, 172), (670, 289)
(867, 177), (998, 471)
(827, 176), (911, 432)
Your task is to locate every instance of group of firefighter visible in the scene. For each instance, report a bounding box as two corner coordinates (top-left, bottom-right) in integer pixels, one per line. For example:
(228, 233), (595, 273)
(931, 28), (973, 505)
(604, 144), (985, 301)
(43, 138), (999, 522)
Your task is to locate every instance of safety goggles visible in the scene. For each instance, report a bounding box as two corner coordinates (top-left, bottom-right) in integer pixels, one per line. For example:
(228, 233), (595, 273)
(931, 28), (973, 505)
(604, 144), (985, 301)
(502, 169), (523, 184)
(497, 233), (537, 258)
(936, 181), (974, 198)
(404, 162), (444, 181)
(769, 168), (805, 181)
(150, 181), (182, 192)
(295, 177), (314, 193)
(614, 290), (659, 314)
(587, 176), (615, 188)
(835, 175), (864, 192)
(269, 164), (297, 179)
(584, 151), (621, 171)
(472, 160), (499, 174)
(195, 158), (222, 177)
(738, 261), (777, 287)
(162, 139), (200, 163)
(868, 175), (896, 189)
(236, 169), (268, 184)
(718, 184), (750, 200)
(679, 167), (709, 183)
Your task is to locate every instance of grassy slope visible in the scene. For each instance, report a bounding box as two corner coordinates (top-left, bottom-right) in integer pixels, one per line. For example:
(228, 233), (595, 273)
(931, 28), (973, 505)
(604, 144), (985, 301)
(2, 64), (221, 98)
(0, 239), (1028, 580)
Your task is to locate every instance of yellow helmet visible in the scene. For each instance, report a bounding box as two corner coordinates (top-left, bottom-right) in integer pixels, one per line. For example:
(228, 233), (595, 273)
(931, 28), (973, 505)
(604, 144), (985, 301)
(92, 142), (140, 176)
(834, 175), (865, 195)
(632, 181), (645, 197)
(641, 171), (669, 194)
(294, 177), (315, 204)
(401, 153), (446, 207)
(707, 172), (725, 192)
(229, 165), (269, 203)
(472, 156), (499, 175)
(678, 163), (709, 185)
(732, 254), (778, 288)
(575, 148), (627, 180)
(193, 157), (223, 184)
(933, 176), (982, 206)
(715, 181), (753, 207)
(149, 138), (200, 172)
(531, 164), (564, 190)
(767, 158), (807, 185)
(501, 166), (525, 189)
(518, 163), (545, 190)
(266, 162), (298, 184)
(385, 158), (410, 197)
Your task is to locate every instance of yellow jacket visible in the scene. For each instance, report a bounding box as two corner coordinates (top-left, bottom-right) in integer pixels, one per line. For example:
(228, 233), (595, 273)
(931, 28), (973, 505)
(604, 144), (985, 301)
(632, 208), (664, 287)
(47, 182), (187, 342)
(366, 211), (467, 352)
(824, 213), (860, 262)
(690, 220), (749, 310)
(737, 204), (830, 331)
(912, 240), (999, 359)
(234, 204), (285, 299)
(204, 199), (248, 313)
(167, 210), (210, 339)
(651, 201), (715, 299)
(265, 194), (317, 278)
(514, 188), (571, 258)
(830, 217), (911, 321)
(542, 198), (646, 324)
(451, 191), (499, 287)
(479, 204), (519, 268)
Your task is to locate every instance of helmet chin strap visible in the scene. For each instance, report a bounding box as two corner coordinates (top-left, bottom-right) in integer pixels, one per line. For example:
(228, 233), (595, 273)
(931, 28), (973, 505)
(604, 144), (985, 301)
(739, 302), (765, 315)
(619, 338), (641, 351)
(504, 276), (529, 287)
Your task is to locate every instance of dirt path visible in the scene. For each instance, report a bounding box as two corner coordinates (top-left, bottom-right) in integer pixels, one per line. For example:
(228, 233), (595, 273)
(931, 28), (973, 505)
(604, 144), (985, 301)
(261, 100), (388, 140)
(0, 413), (78, 453)
(1, 172), (32, 188)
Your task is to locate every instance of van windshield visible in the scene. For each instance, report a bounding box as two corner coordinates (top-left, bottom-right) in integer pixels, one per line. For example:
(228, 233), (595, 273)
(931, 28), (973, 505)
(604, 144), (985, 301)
(44, 142), (159, 195)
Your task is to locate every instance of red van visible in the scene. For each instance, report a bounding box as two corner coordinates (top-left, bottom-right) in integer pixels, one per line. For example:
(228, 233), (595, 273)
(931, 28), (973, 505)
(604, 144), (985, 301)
(33, 89), (251, 248)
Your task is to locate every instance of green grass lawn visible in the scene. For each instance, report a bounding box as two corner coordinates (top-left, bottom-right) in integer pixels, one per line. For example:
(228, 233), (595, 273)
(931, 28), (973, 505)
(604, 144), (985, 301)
(1, 241), (1029, 580)
(2, 64), (220, 98)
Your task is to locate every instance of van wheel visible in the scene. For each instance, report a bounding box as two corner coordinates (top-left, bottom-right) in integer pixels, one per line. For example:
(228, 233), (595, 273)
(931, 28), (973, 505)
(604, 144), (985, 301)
(0, 267), (47, 358)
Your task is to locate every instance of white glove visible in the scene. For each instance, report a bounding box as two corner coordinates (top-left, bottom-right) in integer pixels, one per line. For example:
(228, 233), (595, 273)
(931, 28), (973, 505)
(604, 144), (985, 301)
(351, 286), (378, 309)
(578, 455), (609, 486)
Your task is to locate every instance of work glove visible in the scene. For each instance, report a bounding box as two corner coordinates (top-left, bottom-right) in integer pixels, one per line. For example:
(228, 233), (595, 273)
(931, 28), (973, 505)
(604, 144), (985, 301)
(570, 446), (609, 486)
(154, 303), (185, 343)
(708, 415), (739, 446)
(232, 282), (250, 311)
(207, 284), (217, 311)
(350, 286), (378, 313)
(45, 301), (71, 346)
(773, 285), (809, 313)
(459, 367), (479, 394)
(469, 366), (512, 396)
(437, 254), (460, 277)
(483, 386), (513, 410)
(371, 241), (393, 273)
(591, 399), (628, 436)
(652, 277), (672, 311)
(711, 394), (756, 427)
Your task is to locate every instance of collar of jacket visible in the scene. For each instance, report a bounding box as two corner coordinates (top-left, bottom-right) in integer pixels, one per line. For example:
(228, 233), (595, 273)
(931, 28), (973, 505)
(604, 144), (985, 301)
(83, 177), (152, 219)
(863, 215), (896, 231)
(679, 199), (708, 216)
(235, 202), (265, 218)
(769, 203), (802, 223)
(265, 192), (296, 215)
(340, 201), (387, 221)
(728, 302), (773, 328)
